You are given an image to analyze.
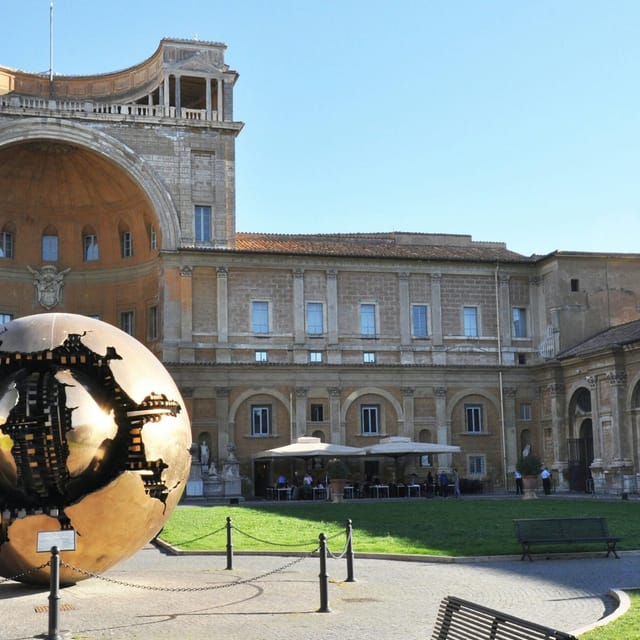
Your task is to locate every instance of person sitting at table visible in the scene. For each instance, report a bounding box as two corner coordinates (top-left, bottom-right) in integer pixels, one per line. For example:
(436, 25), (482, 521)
(302, 472), (313, 498)
(439, 471), (449, 498)
(426, 471), (434, 497)
(277, 474), (287, 488)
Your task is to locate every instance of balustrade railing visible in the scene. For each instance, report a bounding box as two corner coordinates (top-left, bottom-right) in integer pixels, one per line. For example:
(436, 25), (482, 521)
(0, 94), (218, 122)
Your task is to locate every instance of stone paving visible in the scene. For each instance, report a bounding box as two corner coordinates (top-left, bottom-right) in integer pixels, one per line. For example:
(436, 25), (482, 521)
(1, 543), (639, 640)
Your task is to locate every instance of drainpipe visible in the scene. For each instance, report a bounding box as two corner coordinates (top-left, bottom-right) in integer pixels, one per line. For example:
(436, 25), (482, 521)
(495, 264), (508, 489)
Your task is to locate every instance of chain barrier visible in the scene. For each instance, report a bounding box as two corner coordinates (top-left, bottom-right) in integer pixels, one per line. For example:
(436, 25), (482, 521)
(326, 529), (351, 560)
(231, 524), (343, 548)
(58, 551), (315, 593)
(0, 561), (50, 584)
(166, 524), (227, 547)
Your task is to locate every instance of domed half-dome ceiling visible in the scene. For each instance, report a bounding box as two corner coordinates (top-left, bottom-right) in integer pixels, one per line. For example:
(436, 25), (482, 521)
(0, 140), (147, 213)
(0, 140), (160, 268)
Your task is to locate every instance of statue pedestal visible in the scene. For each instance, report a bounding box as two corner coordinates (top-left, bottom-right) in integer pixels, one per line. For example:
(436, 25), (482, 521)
(203, 476), (224, 498)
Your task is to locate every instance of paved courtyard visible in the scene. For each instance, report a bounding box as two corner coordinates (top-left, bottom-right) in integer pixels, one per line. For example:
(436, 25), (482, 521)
(1, 543), (639, 640)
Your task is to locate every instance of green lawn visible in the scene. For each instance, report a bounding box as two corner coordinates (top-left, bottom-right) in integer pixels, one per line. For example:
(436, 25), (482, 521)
(160, 498), (640, 557)
(160, 499), (640, 638)
(578, 590), (640, 640)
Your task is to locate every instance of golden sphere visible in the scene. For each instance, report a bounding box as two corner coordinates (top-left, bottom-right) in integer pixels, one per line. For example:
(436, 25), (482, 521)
(0, 313), (191, 585)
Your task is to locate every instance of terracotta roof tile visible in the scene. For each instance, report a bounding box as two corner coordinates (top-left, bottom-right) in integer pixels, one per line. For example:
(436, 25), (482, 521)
(231, 232), (533, 263)
(557, 319), (640, 359)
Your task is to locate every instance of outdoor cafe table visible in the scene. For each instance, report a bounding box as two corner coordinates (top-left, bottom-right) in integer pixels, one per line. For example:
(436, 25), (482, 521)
(406, 483), (421, 497)
(370, 484), (390, 499)
(312, 486), (326, 500)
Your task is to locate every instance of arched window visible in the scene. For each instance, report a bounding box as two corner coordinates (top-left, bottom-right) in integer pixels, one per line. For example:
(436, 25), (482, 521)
(0, 224), (15, 258)
(42, 226), (58, 262)
(82, 226), (99, 261)
(119, 221), (133, 258)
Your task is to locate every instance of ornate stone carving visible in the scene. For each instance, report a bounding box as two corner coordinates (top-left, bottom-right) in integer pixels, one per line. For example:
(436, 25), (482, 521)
(547, 382), (564, 396)
(27, 265), (70, 309)
(433, 387), (447, 398)
(401, 387), (415, 397)
(606, 371), (627, 386)
(328, 387), (341, 397)
(180, 266), (193, 277)
(296, 387), (308, 398)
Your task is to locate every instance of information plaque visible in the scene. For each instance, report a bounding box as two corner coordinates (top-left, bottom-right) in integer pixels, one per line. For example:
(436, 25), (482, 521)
(36, 529), (77, 553)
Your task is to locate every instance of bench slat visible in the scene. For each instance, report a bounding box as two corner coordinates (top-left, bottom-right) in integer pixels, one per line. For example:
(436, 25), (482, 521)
(432, 596), (577, 640)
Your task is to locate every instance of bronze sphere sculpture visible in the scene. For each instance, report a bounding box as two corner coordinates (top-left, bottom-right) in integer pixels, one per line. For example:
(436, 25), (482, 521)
(0, 313), (191, 585)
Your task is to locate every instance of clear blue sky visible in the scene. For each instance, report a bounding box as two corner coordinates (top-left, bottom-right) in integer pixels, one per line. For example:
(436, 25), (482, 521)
(2, 1), (639, 257)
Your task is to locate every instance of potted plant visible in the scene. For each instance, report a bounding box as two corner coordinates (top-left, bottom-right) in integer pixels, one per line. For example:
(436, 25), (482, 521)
(326, 458), (350, 503)
(516, 454), (542, 499)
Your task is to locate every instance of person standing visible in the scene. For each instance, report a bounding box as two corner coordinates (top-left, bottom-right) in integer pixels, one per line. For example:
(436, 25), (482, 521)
(541, 467), (551, 495)
(452, 468), (461, 498)
(514, 469), (523, 495)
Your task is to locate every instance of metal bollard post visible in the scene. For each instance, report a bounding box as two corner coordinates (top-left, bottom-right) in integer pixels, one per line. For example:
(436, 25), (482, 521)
(317, 532), (330, 612)
(48, 546), (62, 640)
(345, 519), (356, 582)
(226, 516), (233, 570)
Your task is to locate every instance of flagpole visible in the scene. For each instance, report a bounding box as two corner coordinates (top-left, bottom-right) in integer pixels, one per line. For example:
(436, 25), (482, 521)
(49, 2), (54, 89)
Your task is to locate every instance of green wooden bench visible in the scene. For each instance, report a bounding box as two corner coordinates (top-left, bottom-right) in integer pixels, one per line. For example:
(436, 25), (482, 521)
(432, 595), (577, 640)
(513, 516), (621, 561)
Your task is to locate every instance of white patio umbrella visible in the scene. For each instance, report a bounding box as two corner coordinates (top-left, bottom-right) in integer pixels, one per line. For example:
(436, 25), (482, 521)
(363, 436), (461, 484)
(363, 436), (461, 458)
(254, 436), (366, 460)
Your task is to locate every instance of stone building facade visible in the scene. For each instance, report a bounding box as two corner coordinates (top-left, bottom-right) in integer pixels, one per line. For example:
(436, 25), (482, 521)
(1, 39), (640, 497)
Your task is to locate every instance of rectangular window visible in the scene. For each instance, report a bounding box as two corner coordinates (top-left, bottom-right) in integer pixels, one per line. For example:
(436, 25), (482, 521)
(150, 225), (157, 250)
(0, 313), (13, 324)
(310, 404), (324, 422)
(1, 232), (14, 258)
(361, 404), (380, 435)
(519, 403), (532, 421)
(465, 404), (483, 433)
(468, 455), (485, 476)
(309, 351), (323, 363)
(251, 405), (271, 436)
(463, 306), (478, 337)
(195, 205), (212, 242)
(412, 304), (429, 337)
(255, 350), (268, 362)
(42, 235), (58, 262)
(512, 307), (527, 338)
(120, 310), (134, 336)
(360, 303), (376, 336)
(363, 351), (376, 364)
(306, 302), (324, 335)
(147, 305), (158, 340)
(251, 301), (269, 334)
(83, 234), (99, 261)
(121, 231), (133, 258)
(570, 278), (579, 292)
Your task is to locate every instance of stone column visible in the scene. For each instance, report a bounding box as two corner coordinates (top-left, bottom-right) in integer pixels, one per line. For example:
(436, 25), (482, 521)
(295, 387), (308, 438)
(327, 270), (339, 363)
(216, 387), (231, 466)
(434, 386), (452, 469)
(503, 387), (518, 471)
(498, 272), (512, 351)
(328, 387), (342, 442)
(205, 77), (212, 120)
(548, 382), (569, 491)
(216, 267), (230, 363)
(431, 273), (444, 364)
(293, 269), (305, 344)
(175, 75), (181, 114)
(401, 387), (415, 438)
(217, 78), (224, 121)
(398, 272), (414, 364)
(180, 266), (194, 363)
